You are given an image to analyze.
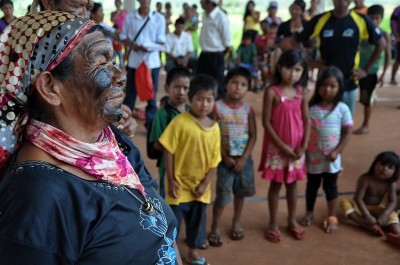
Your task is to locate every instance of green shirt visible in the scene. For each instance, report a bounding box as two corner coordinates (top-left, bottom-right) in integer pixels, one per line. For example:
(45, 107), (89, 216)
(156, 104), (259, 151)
(237, 43), (257, 64)
(149, 103), (190, 176)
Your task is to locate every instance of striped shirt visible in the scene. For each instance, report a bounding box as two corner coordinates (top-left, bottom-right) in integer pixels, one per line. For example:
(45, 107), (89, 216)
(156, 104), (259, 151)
(215, 100), (251, 156)
(307, 102), (353, 174)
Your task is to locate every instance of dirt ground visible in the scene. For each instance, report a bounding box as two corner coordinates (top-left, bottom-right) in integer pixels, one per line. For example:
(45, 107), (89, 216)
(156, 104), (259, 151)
(132, 72), (400, 265)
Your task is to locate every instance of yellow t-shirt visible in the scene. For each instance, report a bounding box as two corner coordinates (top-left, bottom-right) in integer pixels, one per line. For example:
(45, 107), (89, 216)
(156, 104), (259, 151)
(159, 112), (221, 205)
(244, 15), (259, 32)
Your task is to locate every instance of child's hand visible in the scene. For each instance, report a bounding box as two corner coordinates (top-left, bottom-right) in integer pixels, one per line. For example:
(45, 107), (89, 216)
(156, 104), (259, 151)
(168, 179), (180, 199)
(294, 146), (306, 160)
(223, 156), (236, 169)
(233, 157), (246, 172)
(281, 145), (297, 160)
(366, 214), (377, 225)
(377, 213), (388, 226)
(327, 151), (339, 162)
(192, 183), (206, 198)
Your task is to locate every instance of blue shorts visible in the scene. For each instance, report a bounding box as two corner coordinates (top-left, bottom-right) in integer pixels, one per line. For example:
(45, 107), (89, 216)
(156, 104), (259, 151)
(214, 156), (256, 206)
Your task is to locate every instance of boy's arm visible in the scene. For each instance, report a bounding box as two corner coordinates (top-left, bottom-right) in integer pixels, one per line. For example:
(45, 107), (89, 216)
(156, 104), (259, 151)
(378, 182), (398, 225)
(378, 31), (392, 85)
(192, 167), (217, 198)
(164, 150), (180, 199)
(222, 147), (236, 169)
(355, 32), (386, 79)
(233, 107), (257, 172)
(354, 175), (376, 224)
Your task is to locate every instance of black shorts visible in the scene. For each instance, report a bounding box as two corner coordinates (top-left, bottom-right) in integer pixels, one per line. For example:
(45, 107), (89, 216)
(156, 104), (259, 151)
(359, 74), (377, 107)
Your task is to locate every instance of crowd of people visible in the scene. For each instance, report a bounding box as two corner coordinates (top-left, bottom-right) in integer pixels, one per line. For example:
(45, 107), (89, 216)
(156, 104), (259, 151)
(0, 0), (400, 264)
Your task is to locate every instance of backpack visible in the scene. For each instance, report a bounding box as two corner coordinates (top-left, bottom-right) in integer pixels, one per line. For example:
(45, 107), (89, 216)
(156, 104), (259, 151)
(146, 101), (172, 164)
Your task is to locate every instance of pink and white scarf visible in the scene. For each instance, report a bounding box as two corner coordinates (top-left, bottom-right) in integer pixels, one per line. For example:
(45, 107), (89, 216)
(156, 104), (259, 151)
(26, 119), (145, 195)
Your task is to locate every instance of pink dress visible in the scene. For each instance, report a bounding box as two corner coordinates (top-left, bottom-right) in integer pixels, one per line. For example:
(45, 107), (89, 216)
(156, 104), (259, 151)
(259, 86), (306, 183)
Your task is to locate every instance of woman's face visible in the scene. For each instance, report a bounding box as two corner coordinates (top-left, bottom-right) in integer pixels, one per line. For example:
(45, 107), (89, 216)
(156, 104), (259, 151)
(62, 31), (126, 125)
(290, 4), (303, 19)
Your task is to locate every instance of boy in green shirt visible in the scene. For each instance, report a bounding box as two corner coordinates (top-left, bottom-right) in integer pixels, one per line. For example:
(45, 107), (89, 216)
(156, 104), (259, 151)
(148, 67), (191, 198)
(354, 5), (391, 135)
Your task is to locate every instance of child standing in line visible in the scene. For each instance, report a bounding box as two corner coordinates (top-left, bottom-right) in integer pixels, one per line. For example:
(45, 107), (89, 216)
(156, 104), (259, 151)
(208, 67), (257, 247)
(159, 74), (221, 265)
(339, 152), (400, 247)
(149, 67), (191, 198)
(301, 66), (353, 233)
(259, 49), (310, 243)
(354, 5), (391, 135)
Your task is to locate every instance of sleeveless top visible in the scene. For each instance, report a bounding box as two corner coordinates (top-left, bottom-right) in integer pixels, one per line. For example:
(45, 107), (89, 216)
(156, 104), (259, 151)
(215, 100), (252, 156)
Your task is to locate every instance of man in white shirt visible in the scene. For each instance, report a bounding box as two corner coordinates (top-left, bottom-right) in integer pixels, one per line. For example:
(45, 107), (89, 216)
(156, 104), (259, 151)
(120, 0), (166, 123)
(198, 0), (232, 99)
(165, 17), (195, 72)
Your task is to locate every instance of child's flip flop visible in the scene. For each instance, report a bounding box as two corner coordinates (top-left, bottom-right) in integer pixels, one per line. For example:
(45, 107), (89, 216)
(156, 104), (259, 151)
(265, 229), (282, 243)
(287, 226), (305, 240)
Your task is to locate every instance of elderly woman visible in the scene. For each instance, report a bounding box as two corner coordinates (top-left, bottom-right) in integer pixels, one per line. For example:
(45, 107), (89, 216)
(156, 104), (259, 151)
(0, 11), (181, 265)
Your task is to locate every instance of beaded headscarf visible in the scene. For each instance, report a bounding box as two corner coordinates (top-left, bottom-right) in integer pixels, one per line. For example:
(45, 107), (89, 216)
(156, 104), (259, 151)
(0, 11), (95, 173)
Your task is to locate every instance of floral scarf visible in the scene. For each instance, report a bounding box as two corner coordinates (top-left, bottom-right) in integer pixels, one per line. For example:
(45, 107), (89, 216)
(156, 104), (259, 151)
(26, 119), (145, 195)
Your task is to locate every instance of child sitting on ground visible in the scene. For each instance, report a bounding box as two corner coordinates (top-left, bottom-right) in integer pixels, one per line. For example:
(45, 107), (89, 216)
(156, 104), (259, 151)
(148, 67), (191, 198)
(208, 67), (257, 247)
(159, 74), (221, 265)
(339, 151), (400, 247)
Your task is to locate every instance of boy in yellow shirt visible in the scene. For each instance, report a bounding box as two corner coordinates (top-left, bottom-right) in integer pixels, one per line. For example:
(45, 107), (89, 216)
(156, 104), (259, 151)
(159, 74), (221, 265)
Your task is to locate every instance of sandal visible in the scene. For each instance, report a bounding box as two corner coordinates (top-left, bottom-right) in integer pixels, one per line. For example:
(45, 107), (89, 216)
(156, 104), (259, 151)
(207, 233), (223, 247)
(230, 227), (244, 241)
(301, 213), (314, 226)
(184, 256), (210, 265)
(322, 216), (339, 233)
(287, 226), (305, 240)
(265, 229), (282, 243)
(199, 240), (209, 250)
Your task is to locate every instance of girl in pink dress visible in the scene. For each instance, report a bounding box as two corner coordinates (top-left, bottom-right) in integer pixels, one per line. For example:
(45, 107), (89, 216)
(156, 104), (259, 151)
(259, 49), (310, 243)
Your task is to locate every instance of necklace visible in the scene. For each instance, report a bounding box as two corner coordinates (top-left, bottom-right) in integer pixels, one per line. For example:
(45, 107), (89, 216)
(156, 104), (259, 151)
(122, 186), (155, 214)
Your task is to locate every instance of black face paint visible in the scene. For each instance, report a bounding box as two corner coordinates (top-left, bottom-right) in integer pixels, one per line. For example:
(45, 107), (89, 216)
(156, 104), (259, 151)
(94, 68), (112, 96)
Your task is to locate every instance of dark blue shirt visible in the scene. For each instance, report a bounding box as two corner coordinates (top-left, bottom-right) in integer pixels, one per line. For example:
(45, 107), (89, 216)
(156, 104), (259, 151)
(0, 128), (178, 265)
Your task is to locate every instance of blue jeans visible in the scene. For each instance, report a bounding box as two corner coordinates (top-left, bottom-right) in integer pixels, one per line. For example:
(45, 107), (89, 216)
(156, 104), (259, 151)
(342, 89), (357, 117)
(124, 66), (160, 123)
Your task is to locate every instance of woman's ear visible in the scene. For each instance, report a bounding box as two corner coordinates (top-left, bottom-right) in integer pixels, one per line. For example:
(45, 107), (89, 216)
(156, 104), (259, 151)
(34, 72), (62, 106)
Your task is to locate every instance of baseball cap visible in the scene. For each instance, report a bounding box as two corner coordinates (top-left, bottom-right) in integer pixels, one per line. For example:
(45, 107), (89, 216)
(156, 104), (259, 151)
(209, 0), (220, 4)
(268, 1), (278, 9)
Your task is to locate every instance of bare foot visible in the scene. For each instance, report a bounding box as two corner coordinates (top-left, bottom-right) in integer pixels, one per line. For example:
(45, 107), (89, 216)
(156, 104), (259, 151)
(390, 79), (397, 85)
(354, 126), (369, 135)
(301, 212), (313, 226)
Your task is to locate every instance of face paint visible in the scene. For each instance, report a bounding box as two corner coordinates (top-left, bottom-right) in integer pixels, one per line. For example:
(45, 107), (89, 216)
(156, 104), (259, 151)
(94, 68), (112, 97)
(65, 31), (126, 124)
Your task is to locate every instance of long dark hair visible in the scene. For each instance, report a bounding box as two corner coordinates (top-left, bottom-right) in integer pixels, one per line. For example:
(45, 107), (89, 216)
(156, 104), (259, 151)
(310, 66), (344, 111)
(243, 1), (255, 21)
(366, 151), (400, 184)
(272, 49), (308, 88)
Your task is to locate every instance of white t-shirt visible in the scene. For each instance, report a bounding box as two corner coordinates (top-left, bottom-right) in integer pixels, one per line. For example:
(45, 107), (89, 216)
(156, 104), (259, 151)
(120, 10), (166, 69)
(165, 31), (194, 58)
(199, 7), (232, 52)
